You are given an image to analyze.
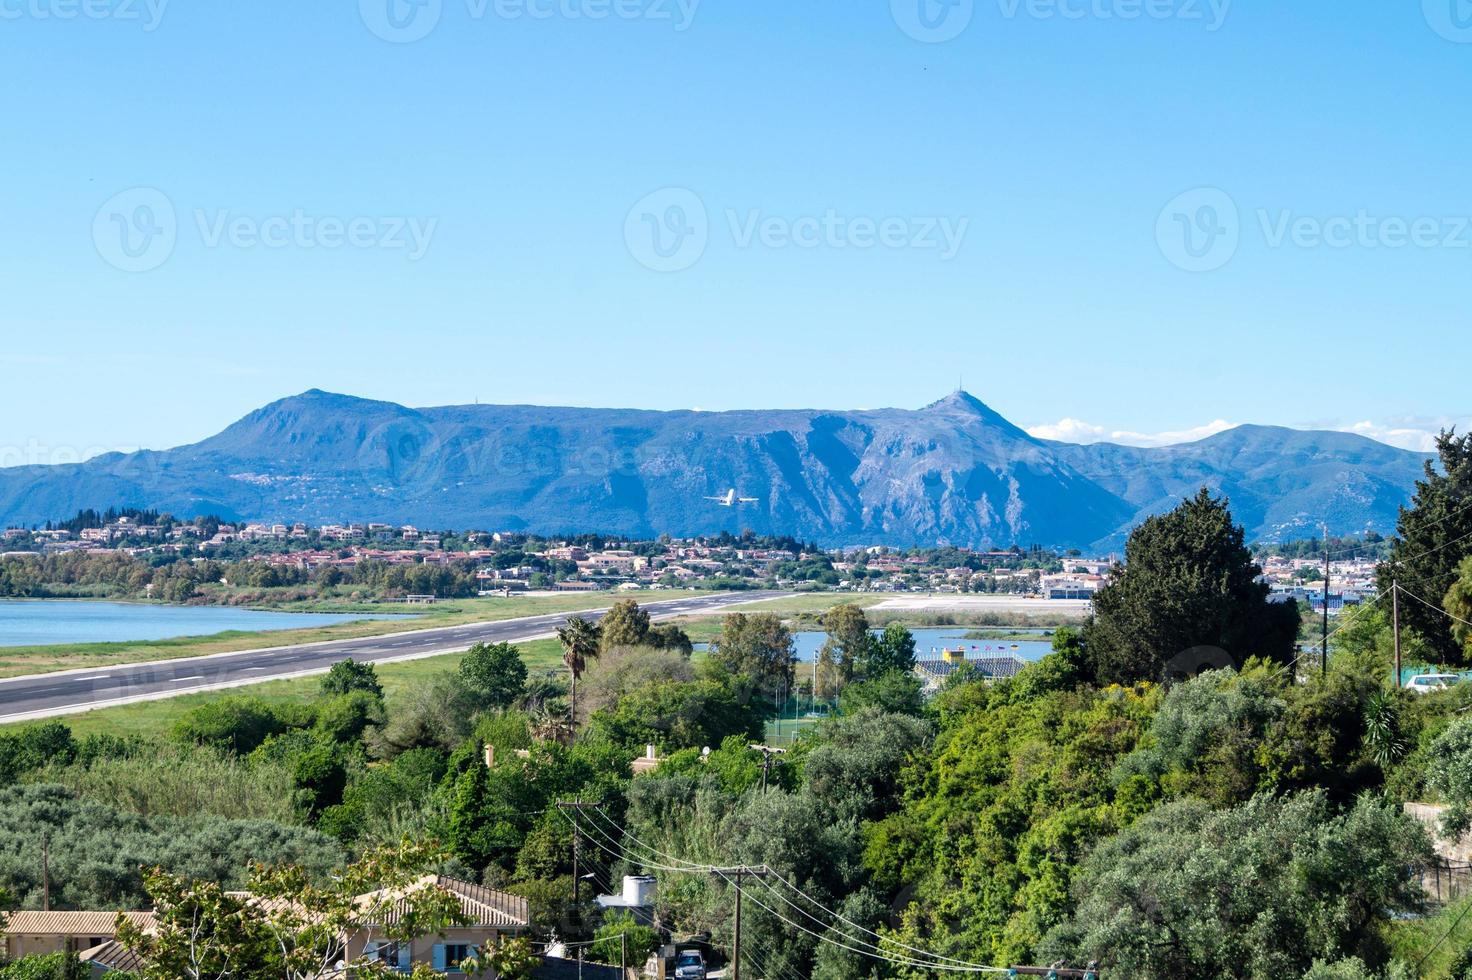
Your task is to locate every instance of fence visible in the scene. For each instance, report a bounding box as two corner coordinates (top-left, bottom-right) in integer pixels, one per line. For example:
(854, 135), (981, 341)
(1420, 859), (1472, 905)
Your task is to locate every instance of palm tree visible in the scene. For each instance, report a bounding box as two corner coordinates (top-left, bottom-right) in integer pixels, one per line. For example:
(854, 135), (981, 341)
(555, 616), (601, 743)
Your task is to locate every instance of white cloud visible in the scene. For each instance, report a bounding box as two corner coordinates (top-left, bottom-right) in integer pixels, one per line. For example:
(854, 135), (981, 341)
(1027, 418), (1238, 449)
(1335, 417), (1472, 453)
(1028, 415), (1472, 453)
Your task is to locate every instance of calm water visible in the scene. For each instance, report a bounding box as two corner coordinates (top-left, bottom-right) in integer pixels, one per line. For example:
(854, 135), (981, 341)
(702, 628), (1055, 664)
(0, 601), (413, 648)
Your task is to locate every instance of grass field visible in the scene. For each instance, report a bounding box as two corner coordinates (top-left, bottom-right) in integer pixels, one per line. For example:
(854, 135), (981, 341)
(0, 592), (701, 680)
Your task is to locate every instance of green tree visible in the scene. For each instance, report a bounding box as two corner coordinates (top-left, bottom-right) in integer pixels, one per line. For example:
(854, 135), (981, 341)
(556, 617), (601, 744)
(1445, 555), (1472, 657)
(458, 642), (529, 710)
(713, 613), (795, 701)
(1083, 488), (1298, 684)
(1380, 430), (1472, 663)
(320, 659), (383, 700)
(590, 911), (660, 968)
(171, 697), (290, 755)
(821, 604), (871, 684)
(599, 599), (651, 651)
(1041, 792), (1432, 980)
(863, 623), (917, 676)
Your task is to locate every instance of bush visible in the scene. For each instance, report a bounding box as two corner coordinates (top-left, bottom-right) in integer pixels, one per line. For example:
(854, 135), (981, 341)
(591, 911), (660, 967)
(171, 697), (291, 755)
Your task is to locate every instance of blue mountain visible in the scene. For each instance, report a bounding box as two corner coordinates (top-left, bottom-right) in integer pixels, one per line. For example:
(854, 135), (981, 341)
(0, 390), (1432, 550)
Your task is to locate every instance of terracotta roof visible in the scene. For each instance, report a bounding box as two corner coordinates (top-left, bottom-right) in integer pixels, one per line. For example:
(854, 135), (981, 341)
(4, 910), (155, 936)
(77, 940), (150, 974)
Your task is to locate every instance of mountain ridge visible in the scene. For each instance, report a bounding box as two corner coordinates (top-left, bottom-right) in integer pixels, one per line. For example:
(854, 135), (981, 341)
(0, 390), (1432, 550)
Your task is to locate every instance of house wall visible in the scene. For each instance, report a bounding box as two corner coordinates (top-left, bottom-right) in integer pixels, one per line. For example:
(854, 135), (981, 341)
(345, 927), (515, 974)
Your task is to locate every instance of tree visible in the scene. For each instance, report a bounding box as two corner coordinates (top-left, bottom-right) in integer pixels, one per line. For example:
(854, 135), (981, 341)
(171, 697), (289, 755)
(1380, 430), (1472, 663)
(1040, 792), (1432, 980)
(1445, 555), (1472, 657)
(556, 617), (601, 744)
(1083, 488), (1299, 684)
(599, 599), (651, 651)
(477, 935), (538, 980)
(119, 838), (466, 980)
(863, 623), (917, 676)
(713, 613), (795, 701)
(458, 642), (528, 710)
(821, 604), (871, 684)
(590, 911), (660, 968)
(320, 659), (383, 701)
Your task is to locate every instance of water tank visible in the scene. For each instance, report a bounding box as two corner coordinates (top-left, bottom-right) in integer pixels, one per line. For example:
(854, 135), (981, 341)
(623, 875), (657, 907)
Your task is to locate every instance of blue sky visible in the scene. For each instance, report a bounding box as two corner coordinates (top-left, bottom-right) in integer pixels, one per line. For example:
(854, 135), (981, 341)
(2, 0), (1470, 463)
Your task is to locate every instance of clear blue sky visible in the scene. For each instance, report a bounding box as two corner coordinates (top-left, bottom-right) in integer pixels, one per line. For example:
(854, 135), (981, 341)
(2, 0), (1470, 463)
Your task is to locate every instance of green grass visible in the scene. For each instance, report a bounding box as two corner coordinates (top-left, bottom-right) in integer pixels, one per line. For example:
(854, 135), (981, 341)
(0, 592), (701, 679)
(1385, 894), (1472, 978)
(10, 636), (569, 740)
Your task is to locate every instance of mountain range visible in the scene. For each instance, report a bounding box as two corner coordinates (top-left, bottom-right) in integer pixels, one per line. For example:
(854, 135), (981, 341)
(0, 390), (1432, 550)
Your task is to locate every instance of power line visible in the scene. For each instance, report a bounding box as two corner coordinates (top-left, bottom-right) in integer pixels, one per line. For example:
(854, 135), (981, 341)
(1397, 584), (1472, 633)
(565, 808), (1009, 974)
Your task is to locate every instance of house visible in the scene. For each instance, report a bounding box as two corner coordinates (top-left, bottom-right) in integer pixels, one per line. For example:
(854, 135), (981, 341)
(914, 649), (1027, 693)
(346, 875), (532, 975)
(595, 875), (657, 927)
(31, 876), (530, 978)
(2, 911), (156, 960)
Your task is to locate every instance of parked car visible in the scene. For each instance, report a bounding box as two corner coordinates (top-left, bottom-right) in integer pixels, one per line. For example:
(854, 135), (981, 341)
(1407, 673), (1464, 694)
(674, 950), (707, 979)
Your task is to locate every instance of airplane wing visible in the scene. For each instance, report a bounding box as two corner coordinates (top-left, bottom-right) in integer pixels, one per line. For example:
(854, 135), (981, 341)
(738, 497), (758, 503)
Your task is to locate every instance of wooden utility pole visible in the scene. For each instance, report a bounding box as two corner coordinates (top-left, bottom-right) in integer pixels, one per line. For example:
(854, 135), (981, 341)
(1322, 526), (1331, 677)
(1393, 578), (1403, 689)
(557, 800), (603, 933)
(709, 865), (771, 980)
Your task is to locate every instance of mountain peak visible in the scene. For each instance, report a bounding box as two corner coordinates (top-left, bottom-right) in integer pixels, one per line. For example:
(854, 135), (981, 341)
(923, 390), (989, 413)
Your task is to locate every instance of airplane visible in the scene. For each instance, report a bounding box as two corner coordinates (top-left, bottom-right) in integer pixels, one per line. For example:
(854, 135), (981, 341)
(705, 488), (758, 507)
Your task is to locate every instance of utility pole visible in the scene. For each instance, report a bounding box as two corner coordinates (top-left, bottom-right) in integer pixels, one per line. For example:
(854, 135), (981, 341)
(1322, 525), (1331, 678)
(1393, 578), (1403, 689)
(709, 865), (771, 980)
(557, 799), (603, 935)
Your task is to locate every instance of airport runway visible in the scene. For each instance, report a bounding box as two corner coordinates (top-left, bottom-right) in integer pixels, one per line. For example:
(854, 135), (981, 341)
(0, 591), (789, 724)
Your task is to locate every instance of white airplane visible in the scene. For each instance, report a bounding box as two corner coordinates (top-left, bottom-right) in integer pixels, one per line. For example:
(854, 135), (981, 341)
(705, 488), (758, 507)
